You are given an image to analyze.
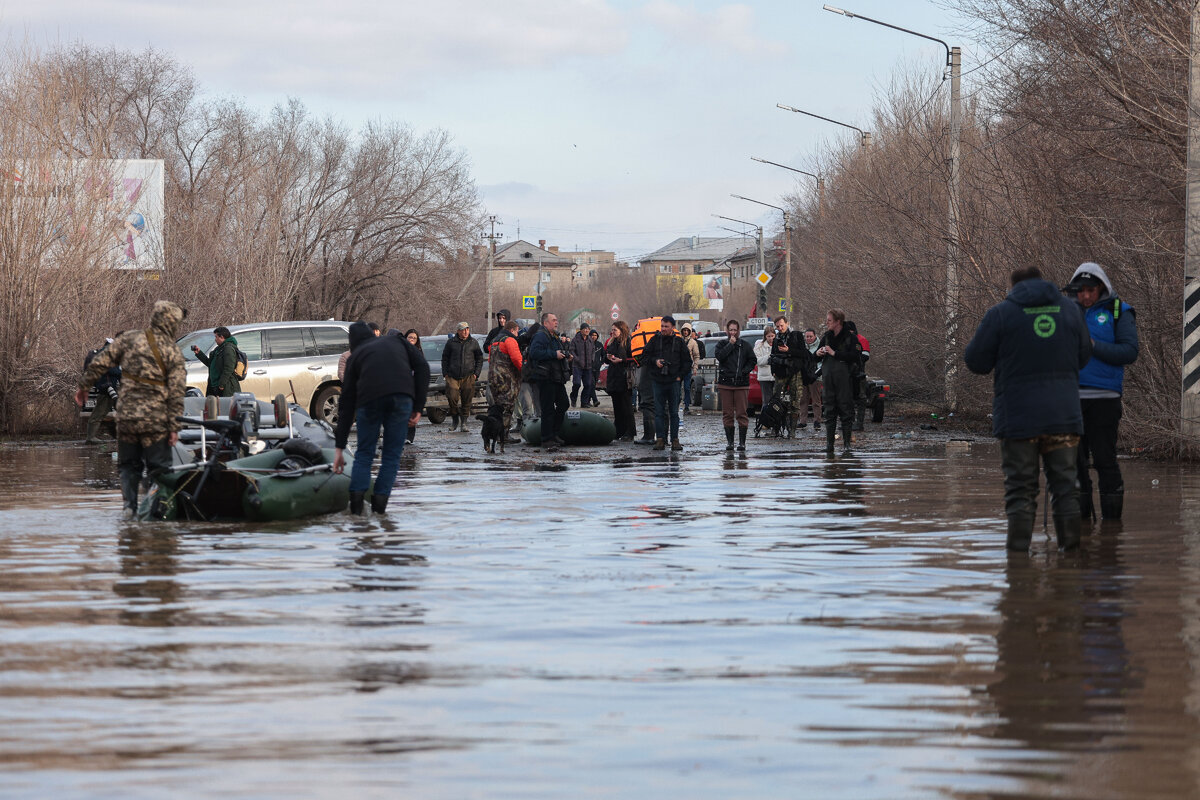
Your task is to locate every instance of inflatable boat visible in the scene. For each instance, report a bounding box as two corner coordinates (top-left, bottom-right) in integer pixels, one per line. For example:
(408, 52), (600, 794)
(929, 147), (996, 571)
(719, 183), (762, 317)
(521, 409), (617, 446)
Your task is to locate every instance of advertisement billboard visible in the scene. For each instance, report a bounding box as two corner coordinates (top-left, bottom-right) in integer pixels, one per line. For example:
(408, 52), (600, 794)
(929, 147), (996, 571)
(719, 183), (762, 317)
(655, 275), (724, 310)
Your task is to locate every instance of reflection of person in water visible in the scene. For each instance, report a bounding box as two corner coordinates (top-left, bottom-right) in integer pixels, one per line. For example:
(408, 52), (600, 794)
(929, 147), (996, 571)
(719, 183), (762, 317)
(988, 542), (1137, 766)
(705, 277), (723, 300)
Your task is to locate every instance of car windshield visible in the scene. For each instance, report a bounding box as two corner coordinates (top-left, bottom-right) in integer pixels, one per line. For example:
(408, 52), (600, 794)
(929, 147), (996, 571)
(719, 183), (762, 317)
(177, 331), (214, 361)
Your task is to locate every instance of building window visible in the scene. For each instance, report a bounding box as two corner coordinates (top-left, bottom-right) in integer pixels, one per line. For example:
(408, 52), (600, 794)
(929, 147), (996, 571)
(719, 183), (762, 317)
(588, 270), (595, 278)
(659, 264), (671, 274)
(588, 257), (595, 264)
(506, 271), (515, 282)
(542, 271), (552, 282)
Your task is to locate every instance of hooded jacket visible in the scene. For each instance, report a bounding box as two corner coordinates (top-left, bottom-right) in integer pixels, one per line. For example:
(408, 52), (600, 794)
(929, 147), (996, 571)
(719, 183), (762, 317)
(1068, 262), (1138, 397)
(335, 321), (430, 448)
(568, 329), (598, 369)
(79, 300), (187, 443)
(196, 335), (241, 396)
(964, 277), (1092, 439)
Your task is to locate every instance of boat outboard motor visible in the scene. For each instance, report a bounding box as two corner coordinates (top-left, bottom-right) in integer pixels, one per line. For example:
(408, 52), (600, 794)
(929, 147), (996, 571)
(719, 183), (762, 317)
(229, 392), (260, 449)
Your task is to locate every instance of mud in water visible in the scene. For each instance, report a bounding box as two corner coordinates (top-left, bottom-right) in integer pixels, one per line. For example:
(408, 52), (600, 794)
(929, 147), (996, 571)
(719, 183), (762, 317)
(2, 416), (1199, 798)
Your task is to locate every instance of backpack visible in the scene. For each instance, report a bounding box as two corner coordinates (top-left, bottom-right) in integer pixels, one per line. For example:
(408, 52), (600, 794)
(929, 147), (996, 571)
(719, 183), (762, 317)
(233, 347), (248, 380)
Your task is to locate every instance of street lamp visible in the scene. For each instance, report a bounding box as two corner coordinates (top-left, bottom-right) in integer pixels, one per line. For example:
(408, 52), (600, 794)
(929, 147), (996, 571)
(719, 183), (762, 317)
(731, 194), (792, 315)
(751, 157), (824, 218)
(713, 213), (766, 299)
(823, 3), (962, 411)
(777, 104), (871, 148)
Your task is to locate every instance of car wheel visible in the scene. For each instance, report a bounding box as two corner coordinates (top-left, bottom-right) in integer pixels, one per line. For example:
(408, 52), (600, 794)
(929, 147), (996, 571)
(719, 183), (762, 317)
(872, 399), (885, 423)
(426, 408), (447, 424)
(312, 385), (340, 428)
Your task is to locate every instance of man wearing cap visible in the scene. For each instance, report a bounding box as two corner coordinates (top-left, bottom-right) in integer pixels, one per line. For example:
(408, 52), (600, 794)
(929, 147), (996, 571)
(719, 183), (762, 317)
(442, 322), (483, 432)
(1066, 262), (1139, 521)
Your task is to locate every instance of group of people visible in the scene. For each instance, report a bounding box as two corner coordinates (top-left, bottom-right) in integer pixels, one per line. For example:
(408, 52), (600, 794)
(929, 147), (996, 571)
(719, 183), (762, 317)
(965, 262), (1138, 552)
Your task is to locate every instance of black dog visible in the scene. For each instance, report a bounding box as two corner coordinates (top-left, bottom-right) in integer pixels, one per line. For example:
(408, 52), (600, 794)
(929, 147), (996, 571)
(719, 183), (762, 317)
(476, 404), (506, 453)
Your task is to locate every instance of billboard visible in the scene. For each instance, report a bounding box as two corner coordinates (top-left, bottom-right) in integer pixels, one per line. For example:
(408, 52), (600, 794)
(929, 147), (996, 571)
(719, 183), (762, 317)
(656, 274), (724, 310)
(7, 159), (165, 270)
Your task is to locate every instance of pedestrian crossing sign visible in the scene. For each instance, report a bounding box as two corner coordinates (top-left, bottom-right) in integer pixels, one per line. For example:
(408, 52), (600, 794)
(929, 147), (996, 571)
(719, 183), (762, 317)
(779, 299), (789, 313)
(522, 296), (537, 310)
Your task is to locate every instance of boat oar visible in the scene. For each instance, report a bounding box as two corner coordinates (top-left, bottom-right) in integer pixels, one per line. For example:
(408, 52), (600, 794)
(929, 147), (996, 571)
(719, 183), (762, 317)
(234, 463), (333, 478)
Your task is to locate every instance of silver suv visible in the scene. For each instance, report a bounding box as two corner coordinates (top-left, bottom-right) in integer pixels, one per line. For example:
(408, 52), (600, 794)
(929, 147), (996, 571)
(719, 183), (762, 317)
(177, 321), (350, 426)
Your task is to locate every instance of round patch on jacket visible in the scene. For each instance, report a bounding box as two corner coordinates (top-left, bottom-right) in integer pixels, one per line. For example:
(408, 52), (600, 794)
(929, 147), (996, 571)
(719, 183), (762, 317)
(1033, 314), (1056, 338)
(1096, 312), (1109, 324)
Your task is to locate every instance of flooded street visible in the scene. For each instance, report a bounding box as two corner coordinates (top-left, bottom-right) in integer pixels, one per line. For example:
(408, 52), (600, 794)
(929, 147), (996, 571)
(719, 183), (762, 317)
(3, 418), (1200, 798)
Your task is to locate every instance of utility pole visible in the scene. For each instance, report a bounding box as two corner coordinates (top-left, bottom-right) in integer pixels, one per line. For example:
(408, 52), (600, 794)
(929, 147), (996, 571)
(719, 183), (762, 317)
(1185, 6), (1200, 441)
(731, 193), (791, 315)
(481, 216), (503, 330)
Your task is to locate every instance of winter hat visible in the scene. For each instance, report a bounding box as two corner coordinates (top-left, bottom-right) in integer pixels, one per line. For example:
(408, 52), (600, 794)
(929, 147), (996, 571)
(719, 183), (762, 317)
(348, 321), (375, 350)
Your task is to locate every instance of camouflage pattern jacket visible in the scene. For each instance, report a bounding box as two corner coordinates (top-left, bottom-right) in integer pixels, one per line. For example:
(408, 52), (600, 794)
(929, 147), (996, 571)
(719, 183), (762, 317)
(80, 301), (188, 445)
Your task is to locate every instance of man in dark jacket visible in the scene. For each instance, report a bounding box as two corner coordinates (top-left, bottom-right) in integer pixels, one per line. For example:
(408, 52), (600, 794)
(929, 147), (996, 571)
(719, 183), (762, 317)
(568, 323), (598, 408)
(528, 312), (571, 446)
(191, 326), (241, 397)
(642, 315), (691, 451)
(83, 335), (122, 444)
(334, 321), (429, 514)
(1066, 262), (1139, 521)
(964, 266), (1092, 551)
(771, 316), (811, 433)
(816, 310), (862, 455)
(441, 322), (483, 433)
(483, 308), (511, 352)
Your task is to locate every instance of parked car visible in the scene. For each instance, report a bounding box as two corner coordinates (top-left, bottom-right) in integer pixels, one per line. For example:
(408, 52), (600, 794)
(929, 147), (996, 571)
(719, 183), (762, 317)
(419, 333), (489, 424)
(176, 320), (350, 427)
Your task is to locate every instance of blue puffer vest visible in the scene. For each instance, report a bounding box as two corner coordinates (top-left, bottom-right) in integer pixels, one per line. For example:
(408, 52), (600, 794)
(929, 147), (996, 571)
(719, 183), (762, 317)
(1078, 296), (1136, 395)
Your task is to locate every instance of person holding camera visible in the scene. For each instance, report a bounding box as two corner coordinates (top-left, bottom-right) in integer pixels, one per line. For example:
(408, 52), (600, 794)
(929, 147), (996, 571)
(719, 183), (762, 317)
(815, 309), (863, 456)
(191, 325), (241, 397)
(83, 334), (123, 444)
(715, 320), (756, 451)
(527, 312), (572, 447)
(770, 316), (810, 436)
(641, 315), (690, 451)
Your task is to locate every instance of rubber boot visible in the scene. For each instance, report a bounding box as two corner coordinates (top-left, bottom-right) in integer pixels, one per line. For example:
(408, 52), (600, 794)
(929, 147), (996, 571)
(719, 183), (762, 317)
(371, 493), (389, 514)
(636, 411), (656, 445)
(671, 437), (683, 452)
(449, 415), (459, 432)
(1100, 490), (1124, 520)
(652, 438), (665, 451)
(725, 426), (735, 451)
(737, 426), (747, 452)
(853, 405), (865, 432)
(570, 388), (578, 407)
(1078, 488), (1095, 522)
(825, 419), (836, 456)
(1055, 515), (1082, 551)
(120, 471), (141, 516)
(349, 491), (366, 516)
(842, 427), (852, 456)
(1006, 513), (1033, 552)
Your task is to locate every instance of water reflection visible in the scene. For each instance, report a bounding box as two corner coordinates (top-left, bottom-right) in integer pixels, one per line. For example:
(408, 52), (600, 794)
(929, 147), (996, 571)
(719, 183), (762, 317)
(114, 524), (183, 628)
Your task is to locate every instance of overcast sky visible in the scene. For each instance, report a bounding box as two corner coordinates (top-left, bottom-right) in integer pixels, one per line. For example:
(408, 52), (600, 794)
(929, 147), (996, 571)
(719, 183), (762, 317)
(5, 0), (974, 261)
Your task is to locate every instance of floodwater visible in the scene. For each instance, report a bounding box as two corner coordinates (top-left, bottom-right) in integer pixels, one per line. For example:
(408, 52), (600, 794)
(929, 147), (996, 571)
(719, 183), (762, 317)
(3, 420), (1200, 799)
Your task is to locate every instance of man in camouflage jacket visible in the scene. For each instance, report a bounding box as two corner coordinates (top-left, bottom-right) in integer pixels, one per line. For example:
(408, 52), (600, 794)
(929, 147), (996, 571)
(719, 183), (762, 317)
(75, 300), (188, 514)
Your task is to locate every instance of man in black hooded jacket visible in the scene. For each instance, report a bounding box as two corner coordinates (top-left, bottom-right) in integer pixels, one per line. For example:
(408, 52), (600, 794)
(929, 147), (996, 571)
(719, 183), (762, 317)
(334, 322), (430, 514)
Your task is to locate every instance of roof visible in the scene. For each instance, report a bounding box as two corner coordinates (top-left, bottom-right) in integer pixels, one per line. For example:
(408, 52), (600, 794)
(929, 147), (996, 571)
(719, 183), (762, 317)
(492, 239), (575, 267)
(639, 236), (755, 264)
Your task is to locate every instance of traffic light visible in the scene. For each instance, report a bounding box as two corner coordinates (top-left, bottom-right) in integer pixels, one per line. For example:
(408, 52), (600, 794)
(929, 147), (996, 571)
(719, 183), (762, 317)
(535, 295), (543, 314)
(758, 288), (768, 315)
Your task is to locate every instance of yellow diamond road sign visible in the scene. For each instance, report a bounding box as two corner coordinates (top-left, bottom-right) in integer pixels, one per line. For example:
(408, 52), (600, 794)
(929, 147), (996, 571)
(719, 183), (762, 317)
(755, 270), (772, 287)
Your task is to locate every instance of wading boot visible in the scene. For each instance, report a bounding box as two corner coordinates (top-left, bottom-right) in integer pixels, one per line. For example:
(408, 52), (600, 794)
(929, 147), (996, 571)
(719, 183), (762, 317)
(671, 437), (683, 452)
(842, 429), (853, 456)
(449, 415), (460, 432)
(636, 412), (656, 445)
(652, 438), (666, 451)
(1054, 514), (1082, 551)
(737, 426), (747, 452)
(1078, 488), (1095, 522)
(349, 491), (366, 516)
(1100, 490), (1124, 520)
(853, 406), (865, 432)
(1006, 513), (1034, 552)
(725, 426), (735, 451)
(570, 388), (578, 407)
(825, 420), (836, 456)
(370, 493), (389, 514)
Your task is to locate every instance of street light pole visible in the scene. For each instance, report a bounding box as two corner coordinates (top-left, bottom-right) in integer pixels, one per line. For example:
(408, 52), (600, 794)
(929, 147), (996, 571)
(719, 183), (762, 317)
(713, 214), (764, 307)
(824, 3), (961, 410)
(731, 194), (791, 317)
(777, 104), (871, 148)
(481, 215), (503, 330)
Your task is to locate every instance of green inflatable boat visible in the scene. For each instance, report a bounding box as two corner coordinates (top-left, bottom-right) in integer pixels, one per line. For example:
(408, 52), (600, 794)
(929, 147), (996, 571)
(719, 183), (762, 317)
(522, 409), (617, 446)
(139, 443), (350, 522)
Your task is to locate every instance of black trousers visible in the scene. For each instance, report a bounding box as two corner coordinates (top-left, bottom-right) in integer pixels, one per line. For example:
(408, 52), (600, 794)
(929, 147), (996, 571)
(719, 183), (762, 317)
(1078, 397), (1123, 496)
(117, 437), (173, 513)
(537, 381), (569, 442)
(610, 389), (634, 438)
(822, 362), (855, 435)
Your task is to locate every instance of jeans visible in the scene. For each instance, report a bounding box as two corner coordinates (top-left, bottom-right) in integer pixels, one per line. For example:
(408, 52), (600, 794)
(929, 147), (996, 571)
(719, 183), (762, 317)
(682, 373), (694, 409)
(652, 380), (682, 441)
(1000, 435), (1079, 520)
(117, 437), (173, 513)
(350, 393), (413, 496)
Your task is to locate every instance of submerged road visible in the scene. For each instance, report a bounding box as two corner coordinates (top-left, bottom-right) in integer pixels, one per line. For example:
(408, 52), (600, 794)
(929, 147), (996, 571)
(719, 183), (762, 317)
(2, 411), (1200, 798)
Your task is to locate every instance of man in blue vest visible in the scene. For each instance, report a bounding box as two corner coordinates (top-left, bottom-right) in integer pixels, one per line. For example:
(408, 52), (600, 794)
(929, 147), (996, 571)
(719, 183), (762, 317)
(1066, 262), (1139, 521)
(965, 267), (1092, 551)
